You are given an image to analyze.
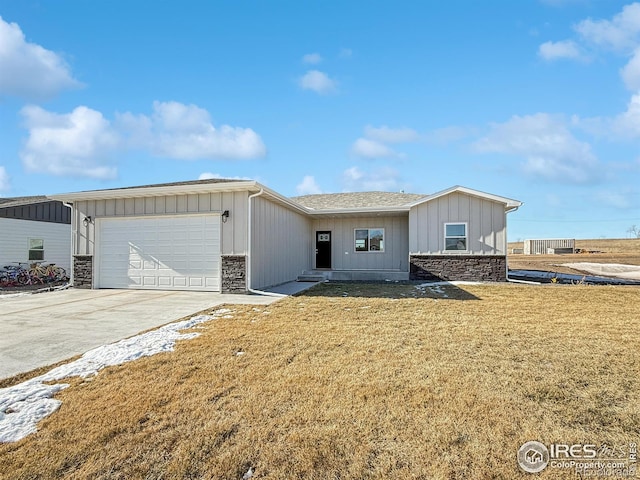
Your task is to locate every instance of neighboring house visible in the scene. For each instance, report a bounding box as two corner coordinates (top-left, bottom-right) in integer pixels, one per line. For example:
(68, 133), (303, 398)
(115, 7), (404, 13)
(0, 196), (72, 274)
(49, 179), (522, 293)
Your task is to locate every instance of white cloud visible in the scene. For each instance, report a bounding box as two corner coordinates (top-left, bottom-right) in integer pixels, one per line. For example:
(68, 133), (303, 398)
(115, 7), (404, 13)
(118, 101), (267, 160)
(0, 166), (10, 192)
(339, 48), (353, 58)
(621, 48), (640, 90)
(295, 175), (322, 195)
(351, 138), (403, 159)
(612, 91), (640, 137)
(20, 105), (119, 179)
(298, 70), (338, 94)
(302, 53), (322, 64)
(538, 40), (584, 60)
(574, 3), (640, 51)
(198, 172), (252, 181)
(473, 113), (600, 183)
(342, 166), (404, 191)
(351, 125), (421, 159)
(363, 125), (420, 143)
(0, 16), (81, 99)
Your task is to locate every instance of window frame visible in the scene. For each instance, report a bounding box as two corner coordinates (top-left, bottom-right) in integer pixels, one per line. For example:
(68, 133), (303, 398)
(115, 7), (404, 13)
(444, 222), (468, 252)
(28, 238), (45, 261)
(354, 228), (385, 253)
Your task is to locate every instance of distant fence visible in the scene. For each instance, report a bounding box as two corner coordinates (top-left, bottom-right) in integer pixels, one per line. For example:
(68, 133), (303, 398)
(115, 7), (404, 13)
(524, 239), (575, 255)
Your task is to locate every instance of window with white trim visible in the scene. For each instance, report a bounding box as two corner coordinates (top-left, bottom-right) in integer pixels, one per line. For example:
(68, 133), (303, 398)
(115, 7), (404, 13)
(444, 223), (467, 251)
(28, 238), (44, 261)
(354, 228), (384, 252)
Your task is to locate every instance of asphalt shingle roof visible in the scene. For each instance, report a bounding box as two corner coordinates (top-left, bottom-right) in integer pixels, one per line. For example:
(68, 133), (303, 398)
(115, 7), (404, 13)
(0, 196), (51, 208)
(291, 191), (426, 210)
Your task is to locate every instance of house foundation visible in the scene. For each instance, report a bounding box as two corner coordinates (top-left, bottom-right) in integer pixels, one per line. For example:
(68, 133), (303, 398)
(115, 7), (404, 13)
(221, 255), (247, 293)
(73, 255), (94, 288)
(409, 255), (507, 282)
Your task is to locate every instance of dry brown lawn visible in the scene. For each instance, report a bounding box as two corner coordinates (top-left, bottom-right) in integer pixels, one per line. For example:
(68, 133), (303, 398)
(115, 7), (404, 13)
(508, 238), (640, 274)
(1, 282), (639, 479)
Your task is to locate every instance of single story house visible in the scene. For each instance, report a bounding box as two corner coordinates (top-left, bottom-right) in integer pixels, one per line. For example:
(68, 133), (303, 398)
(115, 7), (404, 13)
(0, 196), (71, 274)
(49, 179), (522, 292)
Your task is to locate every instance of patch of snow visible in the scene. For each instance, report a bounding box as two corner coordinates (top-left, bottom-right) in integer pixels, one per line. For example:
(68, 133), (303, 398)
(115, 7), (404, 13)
(0, 382), (68, 443)
(412, 281), (479, 298)
(0, 308), (233, 443)
(561, 263), (640, 281)
(0, 293), (31, 299)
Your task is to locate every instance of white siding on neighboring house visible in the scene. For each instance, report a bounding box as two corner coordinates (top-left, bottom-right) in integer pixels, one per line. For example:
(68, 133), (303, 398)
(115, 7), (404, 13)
(311, 215), (409, 271)
(71, 191), (249, 257)
(250, 196), (312, 289)
(0, 218), (71, 274)
(409, 192), (506, 255)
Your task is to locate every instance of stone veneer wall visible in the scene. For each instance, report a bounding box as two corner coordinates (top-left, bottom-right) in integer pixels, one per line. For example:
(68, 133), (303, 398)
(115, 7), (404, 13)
(409, 255), (507, 282)
(221, 255), (247, 293)
(73, 255), (93, 288)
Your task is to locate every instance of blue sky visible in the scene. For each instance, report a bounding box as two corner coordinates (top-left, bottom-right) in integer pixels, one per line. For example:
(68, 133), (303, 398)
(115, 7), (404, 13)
(0, 0), (639, 240)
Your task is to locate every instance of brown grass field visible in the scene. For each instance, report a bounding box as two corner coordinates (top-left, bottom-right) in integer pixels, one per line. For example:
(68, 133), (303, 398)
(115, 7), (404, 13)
(508, 238), (640, 275)
(1, 282), (639, 479)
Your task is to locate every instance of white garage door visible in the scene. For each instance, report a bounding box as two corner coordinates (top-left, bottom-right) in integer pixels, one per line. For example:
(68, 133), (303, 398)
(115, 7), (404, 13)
(98, 214), (221, 291)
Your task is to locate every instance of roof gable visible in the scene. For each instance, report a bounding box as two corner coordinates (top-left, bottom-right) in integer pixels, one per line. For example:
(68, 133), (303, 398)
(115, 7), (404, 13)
(408, 185), (522, 211)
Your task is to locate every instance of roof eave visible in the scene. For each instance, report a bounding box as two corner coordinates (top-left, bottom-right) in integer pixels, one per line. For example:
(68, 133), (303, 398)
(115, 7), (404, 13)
(48, 180), (262, 202)
(306, 206), (410, 216)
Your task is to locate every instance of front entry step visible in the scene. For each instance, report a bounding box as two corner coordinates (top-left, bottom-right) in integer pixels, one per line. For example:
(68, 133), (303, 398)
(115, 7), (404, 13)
(297, 274), (325, 282)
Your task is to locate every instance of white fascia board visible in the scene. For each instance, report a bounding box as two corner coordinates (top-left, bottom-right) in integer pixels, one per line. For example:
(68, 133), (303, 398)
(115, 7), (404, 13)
(408, 185), (523, 210)
(305, 206), (410, 216)
(48, 181), (262, 202)
(253, 185), (312, 215)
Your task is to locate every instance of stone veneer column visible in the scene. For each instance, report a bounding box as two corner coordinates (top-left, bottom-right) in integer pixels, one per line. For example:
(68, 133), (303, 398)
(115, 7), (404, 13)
(409, 255), (507, 282)
(73, 255), (93, 288)
(221, 255), (247, 293)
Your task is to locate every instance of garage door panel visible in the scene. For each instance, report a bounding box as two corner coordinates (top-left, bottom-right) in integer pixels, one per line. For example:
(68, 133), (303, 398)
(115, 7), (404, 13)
(98, 215), (221, 292)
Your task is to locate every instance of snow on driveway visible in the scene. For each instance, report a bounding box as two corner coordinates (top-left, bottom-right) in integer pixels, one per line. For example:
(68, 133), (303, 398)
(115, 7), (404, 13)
(561, 263), (640, 281)
(0, 308), (232, 443)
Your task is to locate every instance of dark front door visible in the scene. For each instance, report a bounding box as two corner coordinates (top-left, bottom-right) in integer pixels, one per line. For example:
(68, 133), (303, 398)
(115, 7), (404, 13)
(315, 231), (331, 269)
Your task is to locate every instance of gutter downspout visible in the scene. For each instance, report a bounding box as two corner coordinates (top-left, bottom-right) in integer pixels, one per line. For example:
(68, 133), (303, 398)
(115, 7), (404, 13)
(246, 189), (286, 298)
(505, 203), (522, 282)
(62, 202), (75, 286)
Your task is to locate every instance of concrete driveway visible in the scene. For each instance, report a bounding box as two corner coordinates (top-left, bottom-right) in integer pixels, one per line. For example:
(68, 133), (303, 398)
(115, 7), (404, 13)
(0, 288), (278, 380)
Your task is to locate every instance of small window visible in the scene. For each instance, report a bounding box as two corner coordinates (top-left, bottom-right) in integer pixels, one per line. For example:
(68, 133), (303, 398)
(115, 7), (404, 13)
(28, 238), (44, 261)
(445, 223), (467, 251)
(355, 228), (384, 252)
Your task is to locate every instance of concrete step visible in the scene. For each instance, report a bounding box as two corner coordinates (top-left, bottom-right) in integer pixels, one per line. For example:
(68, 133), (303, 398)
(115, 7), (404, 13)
(297, 274), (325, 282)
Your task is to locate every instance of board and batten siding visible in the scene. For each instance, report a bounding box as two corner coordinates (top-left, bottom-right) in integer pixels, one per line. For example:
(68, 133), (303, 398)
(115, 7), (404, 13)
(0, 218), (71, 273)
(250, 196), (312, 289)
(311, 215), (409, 271)
(409, 192), (506, 255)
(71, 191), (249, 256)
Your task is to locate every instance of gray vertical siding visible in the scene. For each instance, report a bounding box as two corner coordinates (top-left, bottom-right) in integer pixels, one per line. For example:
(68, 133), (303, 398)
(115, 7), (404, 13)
(0, 201), (70, 224)
(409, 192), (506, 254)
(250, 196), (312, 289)
(71, 191), (249, 256)
(311, 215), (409, 271)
